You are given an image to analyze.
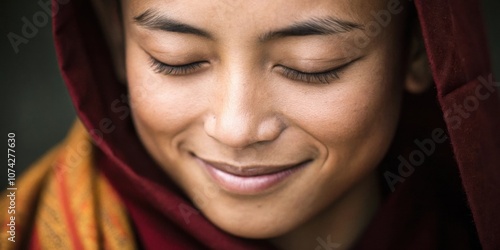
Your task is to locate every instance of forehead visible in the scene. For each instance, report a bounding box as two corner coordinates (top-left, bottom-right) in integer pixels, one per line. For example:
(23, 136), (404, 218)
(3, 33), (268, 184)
(124, 0), (393, 31)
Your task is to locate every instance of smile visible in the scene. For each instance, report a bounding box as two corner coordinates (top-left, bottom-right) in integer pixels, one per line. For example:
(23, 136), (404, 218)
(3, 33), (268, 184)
(193, 155), (311, 195)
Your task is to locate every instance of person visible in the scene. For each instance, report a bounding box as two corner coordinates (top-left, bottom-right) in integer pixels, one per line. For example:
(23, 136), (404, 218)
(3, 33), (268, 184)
(1, 0), (499, 249)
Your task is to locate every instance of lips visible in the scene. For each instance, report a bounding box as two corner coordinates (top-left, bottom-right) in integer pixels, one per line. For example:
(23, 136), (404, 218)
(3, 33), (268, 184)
(193, 154), (311, 195)
(202, 159), (304, 177)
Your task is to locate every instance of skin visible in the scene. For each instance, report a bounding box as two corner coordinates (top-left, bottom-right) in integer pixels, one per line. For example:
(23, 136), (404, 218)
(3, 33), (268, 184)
(112, 0), (429, 249)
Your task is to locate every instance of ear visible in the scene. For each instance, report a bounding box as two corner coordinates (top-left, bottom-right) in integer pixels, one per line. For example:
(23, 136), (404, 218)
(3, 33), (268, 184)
(404, 21), (433, 94)
(90, 0), (127, 84)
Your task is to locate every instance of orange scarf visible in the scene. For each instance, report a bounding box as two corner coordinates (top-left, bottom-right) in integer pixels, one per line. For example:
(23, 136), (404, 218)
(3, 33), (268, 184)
(0, 121), (137, 250)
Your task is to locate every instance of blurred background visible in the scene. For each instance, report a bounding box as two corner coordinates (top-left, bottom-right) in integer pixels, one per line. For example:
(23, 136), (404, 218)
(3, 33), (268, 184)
(1, 1), (499, 189)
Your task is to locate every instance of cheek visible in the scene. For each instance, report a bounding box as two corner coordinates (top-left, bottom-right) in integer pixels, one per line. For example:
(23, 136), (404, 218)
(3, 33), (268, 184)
(126, 51), (212, 187)
(126, 45), (204, 138)
(282, 56), (403, 177)
(288, 80), (401, 149)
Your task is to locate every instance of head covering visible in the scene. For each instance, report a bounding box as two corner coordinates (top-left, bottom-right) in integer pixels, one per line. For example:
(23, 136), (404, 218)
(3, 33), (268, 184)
(51, 0), (500, 249)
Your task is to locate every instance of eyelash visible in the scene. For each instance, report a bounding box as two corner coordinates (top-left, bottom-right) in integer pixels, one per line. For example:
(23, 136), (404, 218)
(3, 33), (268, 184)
(149, 57), (354, 84)
(150, 57), (204, 75)
(279, 66), (344, 84)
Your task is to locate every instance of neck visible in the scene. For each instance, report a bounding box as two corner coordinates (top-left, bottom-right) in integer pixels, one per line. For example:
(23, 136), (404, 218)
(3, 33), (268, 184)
(270, 173), (381, 250)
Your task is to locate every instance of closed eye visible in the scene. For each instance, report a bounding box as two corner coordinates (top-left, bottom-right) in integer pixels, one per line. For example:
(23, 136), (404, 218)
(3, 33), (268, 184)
(277, 58), (361, 84)
(279, 66), (341, 84)
(149, 55), (361, 83)
(149, 57), (206, 75)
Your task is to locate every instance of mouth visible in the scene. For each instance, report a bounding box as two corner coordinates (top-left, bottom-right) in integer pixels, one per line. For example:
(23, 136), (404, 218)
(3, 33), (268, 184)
(192, 154), (311, 195)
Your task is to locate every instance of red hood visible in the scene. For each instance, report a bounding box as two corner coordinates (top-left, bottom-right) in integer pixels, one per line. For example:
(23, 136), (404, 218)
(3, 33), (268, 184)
(52, 0), (500, 249)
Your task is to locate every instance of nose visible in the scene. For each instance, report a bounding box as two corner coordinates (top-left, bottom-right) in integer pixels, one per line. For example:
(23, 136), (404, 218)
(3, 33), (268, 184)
(204, 68), (285, 148)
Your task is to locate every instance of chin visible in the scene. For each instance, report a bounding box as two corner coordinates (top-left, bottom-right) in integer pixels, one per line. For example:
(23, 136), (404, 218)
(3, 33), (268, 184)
(208, 213), (296, 239)
(195, 194), (312, 240)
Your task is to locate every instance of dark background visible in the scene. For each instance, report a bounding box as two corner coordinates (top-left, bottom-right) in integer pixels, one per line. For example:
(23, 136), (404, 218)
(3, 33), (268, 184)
(1, 1), (499, 189)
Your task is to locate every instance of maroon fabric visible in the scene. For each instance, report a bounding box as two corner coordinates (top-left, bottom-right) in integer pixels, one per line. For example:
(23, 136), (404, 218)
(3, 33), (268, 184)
(51, 0), (499, 249)
(415, 1), (500, 249)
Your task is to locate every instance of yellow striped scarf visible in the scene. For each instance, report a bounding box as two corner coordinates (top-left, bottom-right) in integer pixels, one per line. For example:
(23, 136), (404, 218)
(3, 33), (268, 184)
(0, 121), (137, 250)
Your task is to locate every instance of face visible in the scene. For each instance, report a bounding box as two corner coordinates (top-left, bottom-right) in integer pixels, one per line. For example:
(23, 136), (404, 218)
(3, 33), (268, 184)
(122, 0), (409, 240)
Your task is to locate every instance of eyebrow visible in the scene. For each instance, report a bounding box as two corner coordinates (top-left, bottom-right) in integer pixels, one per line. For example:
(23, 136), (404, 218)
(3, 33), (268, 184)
(134, 9), (212, 38)
(260, 17), (364, 41)
(134, 9), (364, 42)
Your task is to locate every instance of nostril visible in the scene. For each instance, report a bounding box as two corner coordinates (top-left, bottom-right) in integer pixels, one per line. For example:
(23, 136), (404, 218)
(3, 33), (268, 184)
(204, 111), (287, 148)
(203, 114), (217, 137)
(257, 117), (287, 142)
